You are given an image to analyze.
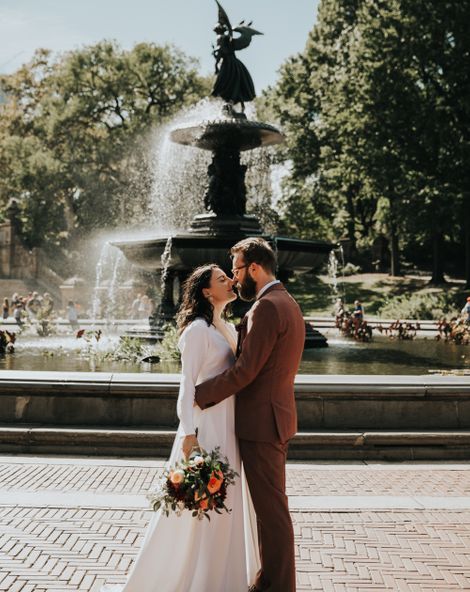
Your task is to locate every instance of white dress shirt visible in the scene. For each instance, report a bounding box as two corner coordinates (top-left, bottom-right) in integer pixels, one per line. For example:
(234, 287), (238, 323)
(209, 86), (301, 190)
(256, 279), (281, 299)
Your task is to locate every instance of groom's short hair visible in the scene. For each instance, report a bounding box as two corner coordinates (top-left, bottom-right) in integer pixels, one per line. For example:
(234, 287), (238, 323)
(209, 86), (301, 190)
(231, 237), (277, 275)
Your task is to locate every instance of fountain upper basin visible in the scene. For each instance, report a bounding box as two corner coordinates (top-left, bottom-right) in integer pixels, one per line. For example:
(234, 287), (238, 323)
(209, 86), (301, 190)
(170, 117), (284, 151)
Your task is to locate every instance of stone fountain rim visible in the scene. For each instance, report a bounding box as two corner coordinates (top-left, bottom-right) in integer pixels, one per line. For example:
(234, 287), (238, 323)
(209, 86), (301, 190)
(112, 234), (334, 253)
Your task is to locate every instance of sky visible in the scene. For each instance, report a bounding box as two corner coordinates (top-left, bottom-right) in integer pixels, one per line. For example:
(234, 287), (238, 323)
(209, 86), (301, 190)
(0, 0), (319, 91)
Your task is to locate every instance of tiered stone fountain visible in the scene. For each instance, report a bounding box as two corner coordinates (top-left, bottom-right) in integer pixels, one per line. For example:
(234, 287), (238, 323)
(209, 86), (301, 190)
(113, 3), (332, 346)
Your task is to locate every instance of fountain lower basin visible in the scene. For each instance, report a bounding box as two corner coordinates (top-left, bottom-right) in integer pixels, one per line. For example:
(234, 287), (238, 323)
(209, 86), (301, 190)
(112, 233), (332, 273)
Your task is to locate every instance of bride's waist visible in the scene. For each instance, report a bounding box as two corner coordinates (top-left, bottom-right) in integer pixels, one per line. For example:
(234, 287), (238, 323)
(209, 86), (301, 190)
(196, 369), (231, 385)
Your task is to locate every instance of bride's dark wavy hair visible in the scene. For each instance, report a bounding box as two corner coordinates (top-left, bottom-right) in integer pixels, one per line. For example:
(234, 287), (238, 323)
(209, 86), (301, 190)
(176, 264), (220, 334)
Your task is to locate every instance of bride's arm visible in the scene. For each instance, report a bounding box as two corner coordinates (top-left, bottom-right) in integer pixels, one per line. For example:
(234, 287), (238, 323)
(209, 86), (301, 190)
(177, 321), (209, 438)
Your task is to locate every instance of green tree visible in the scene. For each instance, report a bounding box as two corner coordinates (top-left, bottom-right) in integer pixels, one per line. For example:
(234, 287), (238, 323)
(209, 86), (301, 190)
(267, 0), (470, 283)
(0, 41), (209, 249)
(356, 0), (470, 284)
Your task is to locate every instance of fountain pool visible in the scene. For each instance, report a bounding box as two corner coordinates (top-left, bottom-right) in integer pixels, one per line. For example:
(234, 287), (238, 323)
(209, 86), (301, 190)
(2, 333), (468, 376)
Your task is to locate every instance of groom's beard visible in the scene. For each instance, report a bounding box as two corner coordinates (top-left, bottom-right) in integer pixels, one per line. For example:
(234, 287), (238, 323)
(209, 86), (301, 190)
(237, 273), (257, 302)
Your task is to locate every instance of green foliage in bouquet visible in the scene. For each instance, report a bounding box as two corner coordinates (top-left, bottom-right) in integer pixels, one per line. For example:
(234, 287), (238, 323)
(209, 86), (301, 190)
(147, 447), (239, 521)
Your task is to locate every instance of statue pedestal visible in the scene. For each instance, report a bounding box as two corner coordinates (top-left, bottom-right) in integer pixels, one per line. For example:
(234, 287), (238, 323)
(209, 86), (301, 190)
(190, 213), (262, 236)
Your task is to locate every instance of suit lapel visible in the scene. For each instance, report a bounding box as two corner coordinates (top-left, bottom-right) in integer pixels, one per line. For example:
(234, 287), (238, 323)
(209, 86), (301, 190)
(235, 315), (248, 358)
(235, 284), (285, 357)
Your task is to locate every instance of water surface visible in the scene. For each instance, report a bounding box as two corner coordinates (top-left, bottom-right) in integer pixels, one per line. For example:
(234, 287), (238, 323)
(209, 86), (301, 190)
(1, 334), (468, 376)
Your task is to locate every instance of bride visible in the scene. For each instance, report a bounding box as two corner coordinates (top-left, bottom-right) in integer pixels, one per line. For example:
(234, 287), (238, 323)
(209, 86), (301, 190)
(101, 264), (260, 592)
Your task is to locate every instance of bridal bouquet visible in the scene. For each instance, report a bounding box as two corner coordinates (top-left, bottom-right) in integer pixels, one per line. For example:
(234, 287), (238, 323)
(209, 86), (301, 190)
(147, 446), (239, 521)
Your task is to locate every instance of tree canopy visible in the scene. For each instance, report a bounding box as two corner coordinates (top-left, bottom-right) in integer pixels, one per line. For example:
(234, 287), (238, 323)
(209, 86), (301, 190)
(0, 41), (209, 249)
(263, 0), (470, 285)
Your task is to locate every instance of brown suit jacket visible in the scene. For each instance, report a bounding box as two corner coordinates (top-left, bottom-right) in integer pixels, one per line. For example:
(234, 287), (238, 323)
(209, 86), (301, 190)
(195, 283), (305, 443)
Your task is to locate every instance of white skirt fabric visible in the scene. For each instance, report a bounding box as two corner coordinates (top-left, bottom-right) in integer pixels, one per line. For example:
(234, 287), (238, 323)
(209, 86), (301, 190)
(100, 395), (260, 592)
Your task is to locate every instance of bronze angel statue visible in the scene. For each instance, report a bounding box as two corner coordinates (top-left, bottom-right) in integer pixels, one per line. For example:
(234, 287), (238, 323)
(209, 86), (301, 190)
(211, 0), (263, 112)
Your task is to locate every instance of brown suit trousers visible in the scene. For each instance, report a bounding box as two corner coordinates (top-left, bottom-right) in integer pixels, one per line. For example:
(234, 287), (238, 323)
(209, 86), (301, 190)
(195, 283), (305, 592)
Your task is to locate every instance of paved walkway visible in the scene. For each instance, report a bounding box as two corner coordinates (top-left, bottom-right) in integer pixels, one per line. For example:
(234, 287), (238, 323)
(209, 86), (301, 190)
(1, 457), (470, 591)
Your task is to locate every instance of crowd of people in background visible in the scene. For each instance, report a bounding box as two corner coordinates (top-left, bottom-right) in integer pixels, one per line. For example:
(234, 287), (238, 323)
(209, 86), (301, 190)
(0, 290), (158, 330)
(2, 291), (56, 327)
(334, 297), (370, 340)
(130, 293), (156, 319)
(0, 291), (82, 331)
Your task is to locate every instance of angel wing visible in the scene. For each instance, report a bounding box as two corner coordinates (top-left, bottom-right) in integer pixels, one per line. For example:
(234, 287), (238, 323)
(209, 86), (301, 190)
(215, 0), (232, 34)
(232, 26), (263, 51)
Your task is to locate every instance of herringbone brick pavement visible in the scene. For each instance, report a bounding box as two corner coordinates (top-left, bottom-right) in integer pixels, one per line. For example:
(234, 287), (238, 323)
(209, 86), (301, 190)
(294, 510), (470, 591)
(2, 459), (470, 591)
(0, 505), (146, 592)
(0, 463), (161, 494)
(2, 461), (470, 496)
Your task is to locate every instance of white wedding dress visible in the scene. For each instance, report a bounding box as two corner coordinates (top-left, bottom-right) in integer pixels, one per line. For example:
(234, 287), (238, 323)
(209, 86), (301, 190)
(101, 318), (260, 592)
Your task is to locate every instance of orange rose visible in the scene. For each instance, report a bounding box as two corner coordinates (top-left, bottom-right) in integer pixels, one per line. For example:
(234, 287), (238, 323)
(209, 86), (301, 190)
(199, 498), (209, 510)
(207, 469), (224, 494)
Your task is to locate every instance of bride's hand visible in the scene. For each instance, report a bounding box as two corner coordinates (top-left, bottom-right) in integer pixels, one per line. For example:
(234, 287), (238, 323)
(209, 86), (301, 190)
(182, 434), (199, 460)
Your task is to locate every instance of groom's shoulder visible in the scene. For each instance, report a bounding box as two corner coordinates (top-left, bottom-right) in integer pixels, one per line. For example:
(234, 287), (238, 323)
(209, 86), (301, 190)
(263, 284), (298, 306)
(262, 286), (303, 322)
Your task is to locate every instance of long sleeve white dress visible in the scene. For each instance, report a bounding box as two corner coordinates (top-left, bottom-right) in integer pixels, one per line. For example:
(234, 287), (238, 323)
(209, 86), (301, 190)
(101, 318), (260, 592)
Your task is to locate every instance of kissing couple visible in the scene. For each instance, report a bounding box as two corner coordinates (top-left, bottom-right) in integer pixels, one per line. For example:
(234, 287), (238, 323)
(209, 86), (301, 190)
(101, 237), (305, 592)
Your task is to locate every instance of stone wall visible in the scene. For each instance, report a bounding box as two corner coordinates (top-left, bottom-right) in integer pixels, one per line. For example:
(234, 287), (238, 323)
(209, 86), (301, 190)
(0, 220), (38, 279)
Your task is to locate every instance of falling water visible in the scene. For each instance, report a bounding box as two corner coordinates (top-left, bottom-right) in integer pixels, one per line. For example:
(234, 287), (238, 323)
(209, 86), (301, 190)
(328, 246), (347, 307)
(91, 243), (113, 321)
(91, 242), (127, 322)
(107, 249), (125, 319)
(337, 244), (346, 286)
(148, 99), (277, 234)
(328, 250), (339, 297)
(150, 99), (223, 231)
(160, 236), (173, 291)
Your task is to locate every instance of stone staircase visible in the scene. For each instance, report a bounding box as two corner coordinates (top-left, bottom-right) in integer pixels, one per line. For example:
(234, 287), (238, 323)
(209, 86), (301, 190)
(1, 371), (470, 459)
(0, 276), (62, 308)
(0, 278), (36, 300)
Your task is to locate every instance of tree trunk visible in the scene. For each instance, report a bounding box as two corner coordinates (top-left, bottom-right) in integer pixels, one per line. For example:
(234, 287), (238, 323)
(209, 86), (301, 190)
(345, 184), (358, 258)
(389, 221), (401, 277)
(429, 231), (446, 285)
(430, 240), (445, 284)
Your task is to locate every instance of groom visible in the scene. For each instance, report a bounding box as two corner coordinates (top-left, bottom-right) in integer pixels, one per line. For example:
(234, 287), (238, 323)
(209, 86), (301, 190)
(195, 237), (305, 592)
